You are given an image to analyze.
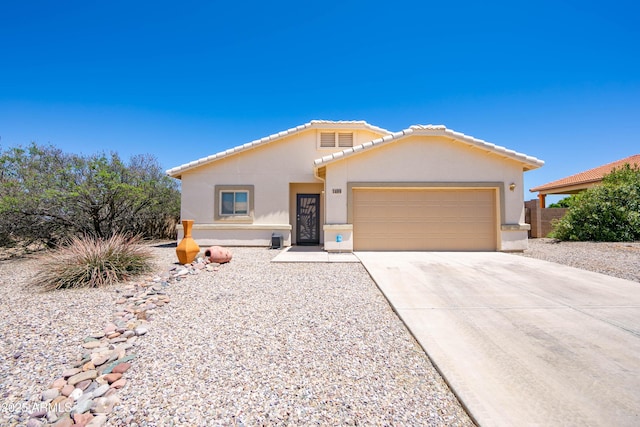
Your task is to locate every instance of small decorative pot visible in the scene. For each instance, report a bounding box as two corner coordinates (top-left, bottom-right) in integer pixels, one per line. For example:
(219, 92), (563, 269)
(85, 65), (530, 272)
(176, 219), (200, 264)
(204, 246), (232, 264)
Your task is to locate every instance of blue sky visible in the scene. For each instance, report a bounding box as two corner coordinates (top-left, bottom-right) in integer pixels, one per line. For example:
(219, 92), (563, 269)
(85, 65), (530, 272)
(1, 0), (638, 201)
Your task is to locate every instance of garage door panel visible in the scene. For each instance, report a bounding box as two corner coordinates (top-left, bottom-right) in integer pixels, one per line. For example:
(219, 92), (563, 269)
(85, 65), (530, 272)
(406, 209), (429, 218)
(353, 188), (497, 251)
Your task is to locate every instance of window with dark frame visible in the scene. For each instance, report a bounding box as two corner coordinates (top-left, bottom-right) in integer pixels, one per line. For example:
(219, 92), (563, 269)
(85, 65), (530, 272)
(220, 190), (249, 216)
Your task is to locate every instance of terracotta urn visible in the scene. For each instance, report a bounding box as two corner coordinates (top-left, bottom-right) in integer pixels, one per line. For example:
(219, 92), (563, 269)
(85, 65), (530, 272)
(204, 246), (232, 264)
(176, 219), (200, 264)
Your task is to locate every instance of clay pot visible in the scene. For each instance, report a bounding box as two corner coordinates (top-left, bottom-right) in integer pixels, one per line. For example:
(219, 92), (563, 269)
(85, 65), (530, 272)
(175, 220), (200, 264)
(204, 246), (232, 264)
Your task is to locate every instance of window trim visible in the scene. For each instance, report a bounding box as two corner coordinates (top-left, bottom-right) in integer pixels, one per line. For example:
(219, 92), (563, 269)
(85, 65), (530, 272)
(214, 185), (254, 222)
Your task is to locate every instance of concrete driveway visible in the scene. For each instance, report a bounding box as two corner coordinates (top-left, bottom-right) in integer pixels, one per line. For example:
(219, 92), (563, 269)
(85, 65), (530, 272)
(356, 251), (640, 427)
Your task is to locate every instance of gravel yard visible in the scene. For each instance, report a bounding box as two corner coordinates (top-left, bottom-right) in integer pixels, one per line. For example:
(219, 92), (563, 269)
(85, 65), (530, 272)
(0, 257), (116, 426)
(1, 239), (638, 426)
(0, 246), (473, 426)
(517, 238), (640, 283)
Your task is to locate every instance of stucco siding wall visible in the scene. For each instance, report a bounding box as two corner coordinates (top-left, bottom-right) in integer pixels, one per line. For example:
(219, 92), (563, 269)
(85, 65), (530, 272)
(179, 128), (387, 227)
(354, 130), (388, 145)
(324, 136), (526, 225)
(181, 136), (316, 225)
(180, 165), (293, 225)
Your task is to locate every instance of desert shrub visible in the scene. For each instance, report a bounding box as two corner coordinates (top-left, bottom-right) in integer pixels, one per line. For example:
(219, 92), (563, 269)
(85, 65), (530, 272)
(548, 195), (576, 208)
(551, 164), (640, 241)
(31, 234), (154, 291)
(0, 143), (180, 247)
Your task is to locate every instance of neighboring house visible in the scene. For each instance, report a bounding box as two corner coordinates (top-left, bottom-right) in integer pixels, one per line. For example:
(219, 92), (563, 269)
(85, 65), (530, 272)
(167, 120), (544, 252)
(530, 154), (640, 208)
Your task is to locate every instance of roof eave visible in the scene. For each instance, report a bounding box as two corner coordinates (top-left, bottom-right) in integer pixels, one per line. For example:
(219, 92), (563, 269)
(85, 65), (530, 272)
(414, 126), (544, 171)
(530, 178), (602, 193)
(313, 129), (411, 167)
(166, 120), (391, 178)
(313, 125), (545, 170)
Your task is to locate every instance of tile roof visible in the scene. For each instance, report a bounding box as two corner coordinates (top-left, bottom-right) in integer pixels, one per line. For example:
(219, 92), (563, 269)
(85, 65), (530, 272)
(313, 125), (544, 170)
(530, 154), (640, 193)
(166, 120), (391, 178)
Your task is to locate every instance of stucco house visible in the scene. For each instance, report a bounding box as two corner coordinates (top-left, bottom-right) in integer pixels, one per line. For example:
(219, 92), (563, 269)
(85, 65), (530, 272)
(167, 120), (544, 252)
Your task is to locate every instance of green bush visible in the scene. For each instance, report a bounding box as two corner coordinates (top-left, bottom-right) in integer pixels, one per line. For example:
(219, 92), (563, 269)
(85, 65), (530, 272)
(548, 195), (575, 208)
(31, 234), (154, 291)
(551, 164), (640, 241)
(0, 143), (180, 247)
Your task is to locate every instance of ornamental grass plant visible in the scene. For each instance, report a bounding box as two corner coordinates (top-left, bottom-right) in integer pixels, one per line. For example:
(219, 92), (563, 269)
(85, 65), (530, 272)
(31, 234), (154, 291)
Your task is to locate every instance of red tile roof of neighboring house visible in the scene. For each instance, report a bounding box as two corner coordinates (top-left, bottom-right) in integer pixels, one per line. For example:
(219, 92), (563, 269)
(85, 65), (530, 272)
(530, 154), (640, 193)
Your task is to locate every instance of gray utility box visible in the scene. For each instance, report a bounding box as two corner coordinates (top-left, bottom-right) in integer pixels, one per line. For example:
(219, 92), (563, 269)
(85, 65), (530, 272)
(271, 233), (283, 249)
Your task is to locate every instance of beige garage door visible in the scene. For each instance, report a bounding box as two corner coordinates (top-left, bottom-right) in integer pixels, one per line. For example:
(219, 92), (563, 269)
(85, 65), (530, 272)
(353, 188), (497, 251)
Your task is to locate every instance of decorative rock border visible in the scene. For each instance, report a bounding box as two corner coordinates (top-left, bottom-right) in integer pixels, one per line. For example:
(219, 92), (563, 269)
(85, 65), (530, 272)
(27, 256), (222, 427)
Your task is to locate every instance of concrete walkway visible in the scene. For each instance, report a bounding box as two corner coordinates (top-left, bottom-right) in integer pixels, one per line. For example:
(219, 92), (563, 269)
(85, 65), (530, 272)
(356, 251), (640, 427)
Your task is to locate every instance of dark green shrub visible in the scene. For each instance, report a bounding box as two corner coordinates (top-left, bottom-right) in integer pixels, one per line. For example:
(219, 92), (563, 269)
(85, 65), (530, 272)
(548, 195), (575, 208)
(0, 143), (180, 247)
(551, 164), (640, 241)
(31, 234), (154, 291)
